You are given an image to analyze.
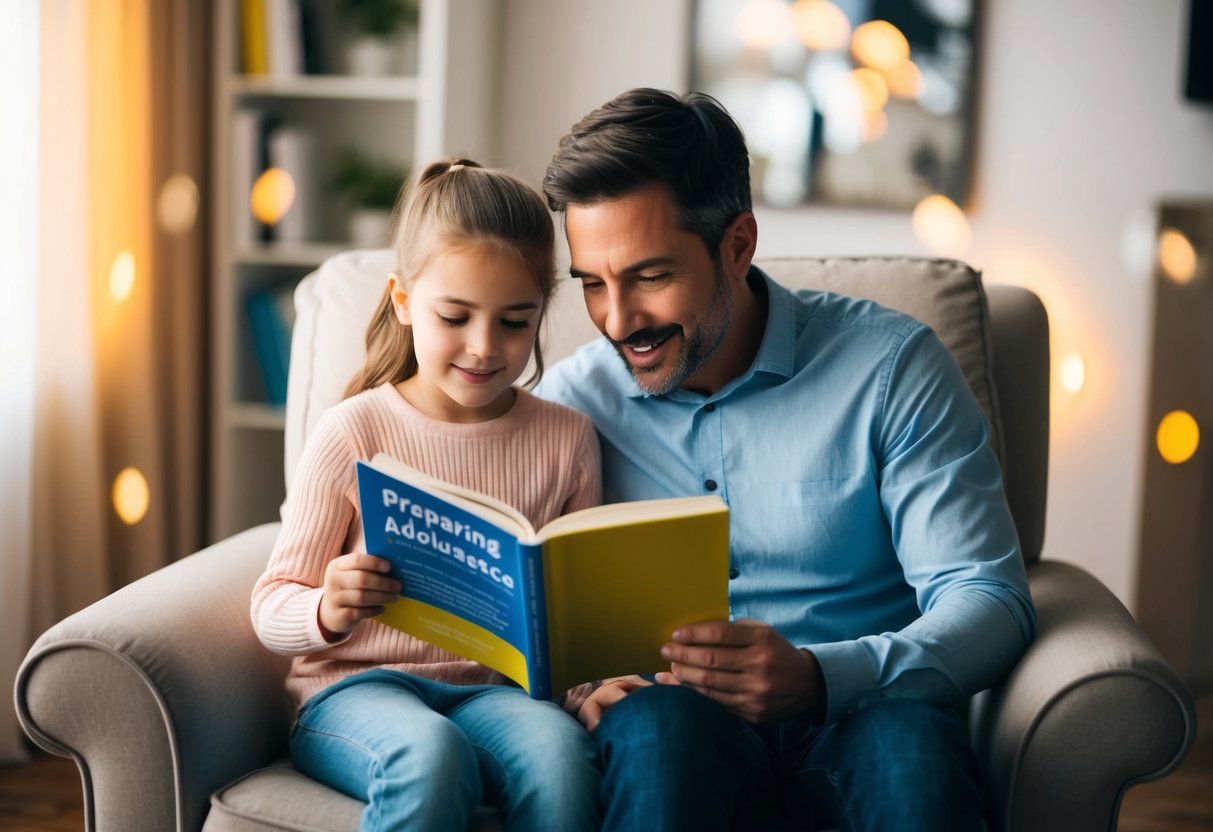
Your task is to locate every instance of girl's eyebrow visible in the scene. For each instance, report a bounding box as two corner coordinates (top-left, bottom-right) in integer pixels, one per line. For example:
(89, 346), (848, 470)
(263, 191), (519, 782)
(434, 295), (540, 312)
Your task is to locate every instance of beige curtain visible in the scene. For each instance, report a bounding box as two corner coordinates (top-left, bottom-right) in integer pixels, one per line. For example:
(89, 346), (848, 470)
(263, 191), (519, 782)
(0, 1), (43, 765)
(7, 0), (210, 745)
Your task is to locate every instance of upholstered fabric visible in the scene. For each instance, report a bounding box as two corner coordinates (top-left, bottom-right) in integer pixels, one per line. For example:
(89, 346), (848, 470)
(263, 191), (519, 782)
(15, 254), (1196, 832)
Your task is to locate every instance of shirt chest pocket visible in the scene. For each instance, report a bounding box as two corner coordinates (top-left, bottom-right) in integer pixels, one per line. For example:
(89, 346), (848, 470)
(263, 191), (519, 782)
(781, 475), (870, 505)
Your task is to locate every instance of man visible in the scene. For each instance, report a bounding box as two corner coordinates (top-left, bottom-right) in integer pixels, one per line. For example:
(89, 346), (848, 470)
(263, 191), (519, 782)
(535, 88), (1036, 831)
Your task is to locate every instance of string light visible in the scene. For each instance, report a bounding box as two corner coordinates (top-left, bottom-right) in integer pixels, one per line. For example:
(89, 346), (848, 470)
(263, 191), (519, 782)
(109, 250), (136, 303)
(1156, 410), (1200, 464)
(112, 467), (150, 525)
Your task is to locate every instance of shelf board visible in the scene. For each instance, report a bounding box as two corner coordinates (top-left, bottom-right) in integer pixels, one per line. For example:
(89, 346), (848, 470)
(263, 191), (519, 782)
(234, 241), (347, 267)
(226, 74), (421, 102)
(228, 402), (287, 431)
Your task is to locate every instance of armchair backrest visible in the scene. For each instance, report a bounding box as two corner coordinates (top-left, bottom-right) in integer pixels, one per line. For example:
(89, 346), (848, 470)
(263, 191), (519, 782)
(285, 251), (1048, 562)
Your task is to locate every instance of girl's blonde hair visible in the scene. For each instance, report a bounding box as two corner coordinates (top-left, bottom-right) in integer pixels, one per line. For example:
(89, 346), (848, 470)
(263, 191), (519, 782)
(343, 158), (557, 399)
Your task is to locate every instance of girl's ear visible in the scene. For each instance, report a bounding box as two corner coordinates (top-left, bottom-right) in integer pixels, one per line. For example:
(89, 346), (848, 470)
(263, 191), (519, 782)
(387, 273), (410, 325)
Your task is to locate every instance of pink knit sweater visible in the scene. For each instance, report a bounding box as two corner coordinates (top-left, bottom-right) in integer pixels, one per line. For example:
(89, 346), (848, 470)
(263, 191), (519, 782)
(251, 383), (602, 711)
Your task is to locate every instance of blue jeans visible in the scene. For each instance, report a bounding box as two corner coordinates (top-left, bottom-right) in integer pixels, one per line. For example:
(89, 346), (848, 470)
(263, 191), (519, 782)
(595, 685), (982, 832)
(290, 669), (600, 832)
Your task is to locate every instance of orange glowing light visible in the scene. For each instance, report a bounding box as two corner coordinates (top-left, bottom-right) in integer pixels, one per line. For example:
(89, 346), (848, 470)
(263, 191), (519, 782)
(883, 58), (923, 99)
(851, 20), (909, 71)
(863, 108), (889, 142)
(250, 167), (296, 226)
(157, 174), (200, 234)
(1059, 351), (1085, 394)
(109, 250), (136, 303)
(793, 0), (851, 51)
(112, 467), (150, 525)
(1157, 410), (1200, 464)
(1157, 228), (1198, 284)
(911, 194), (971, 258)
(849, 67), (889, 113)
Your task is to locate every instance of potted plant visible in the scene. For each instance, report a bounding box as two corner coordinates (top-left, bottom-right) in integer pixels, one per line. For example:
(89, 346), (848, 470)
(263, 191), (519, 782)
(330, 148), (409, 247)
(338, 0), (421, 76)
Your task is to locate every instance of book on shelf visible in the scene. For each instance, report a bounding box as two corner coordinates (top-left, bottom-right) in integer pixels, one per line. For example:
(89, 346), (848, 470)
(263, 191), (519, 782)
(241, 0), (320, 76)
(245, 283), (295, 405)
(231, 108), (260, 245)
(267, 122), (314, 242)
(356, 453), (731, 700)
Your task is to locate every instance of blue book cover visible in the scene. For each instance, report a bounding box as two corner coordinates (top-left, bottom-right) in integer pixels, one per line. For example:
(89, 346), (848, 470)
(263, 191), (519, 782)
(356, 453), (731, 701)
(357, 458), (551, 698)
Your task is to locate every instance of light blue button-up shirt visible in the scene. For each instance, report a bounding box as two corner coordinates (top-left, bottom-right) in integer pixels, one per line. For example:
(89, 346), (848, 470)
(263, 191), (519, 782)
(535, 267), (1036, 723)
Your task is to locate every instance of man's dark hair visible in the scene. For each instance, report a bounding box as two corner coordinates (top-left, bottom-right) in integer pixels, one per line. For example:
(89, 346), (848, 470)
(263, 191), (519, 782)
(543, 88), (752, 257)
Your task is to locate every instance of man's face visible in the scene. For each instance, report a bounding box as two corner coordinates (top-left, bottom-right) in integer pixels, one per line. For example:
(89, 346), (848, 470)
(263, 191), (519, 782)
(565, 184), (733, 396)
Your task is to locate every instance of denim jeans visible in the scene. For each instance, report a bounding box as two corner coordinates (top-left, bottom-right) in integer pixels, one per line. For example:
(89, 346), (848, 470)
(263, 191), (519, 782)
(595, 684), (982, 832)
(290, 669), (600, 832)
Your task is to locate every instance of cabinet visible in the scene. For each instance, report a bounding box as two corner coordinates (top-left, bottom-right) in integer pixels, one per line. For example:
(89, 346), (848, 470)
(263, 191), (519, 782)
(209, 0), (500, 541)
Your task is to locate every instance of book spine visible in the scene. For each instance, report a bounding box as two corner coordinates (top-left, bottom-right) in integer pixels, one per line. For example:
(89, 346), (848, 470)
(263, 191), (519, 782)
(230, 108), (259, 246)
(267, 124), (312, 242)
(521, 542), (551, 700)
(246, 288), (289, 404)
(240, 0), (269, 76)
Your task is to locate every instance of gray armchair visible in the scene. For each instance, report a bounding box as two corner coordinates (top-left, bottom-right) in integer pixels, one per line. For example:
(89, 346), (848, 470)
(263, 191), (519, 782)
(15, 253), (1197, 831)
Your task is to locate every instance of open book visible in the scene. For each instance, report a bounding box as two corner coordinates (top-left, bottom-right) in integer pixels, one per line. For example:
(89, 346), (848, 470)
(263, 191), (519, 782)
(356, 453), (730, 700)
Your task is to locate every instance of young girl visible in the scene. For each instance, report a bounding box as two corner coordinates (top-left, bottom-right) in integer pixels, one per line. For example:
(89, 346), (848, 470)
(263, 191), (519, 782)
(251, 159), (602, 831)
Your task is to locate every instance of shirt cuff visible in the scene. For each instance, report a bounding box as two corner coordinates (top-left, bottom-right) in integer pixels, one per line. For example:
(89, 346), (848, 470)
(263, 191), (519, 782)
(806, 639), (879, 724)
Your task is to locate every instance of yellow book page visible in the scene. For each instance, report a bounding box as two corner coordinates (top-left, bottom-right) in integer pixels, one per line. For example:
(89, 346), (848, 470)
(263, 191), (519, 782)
(376, 598), (532, 693)
(540, 508), (730, 693)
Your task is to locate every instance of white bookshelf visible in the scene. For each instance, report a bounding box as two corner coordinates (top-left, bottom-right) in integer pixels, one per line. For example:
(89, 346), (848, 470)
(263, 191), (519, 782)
(209, 0), (500, 541)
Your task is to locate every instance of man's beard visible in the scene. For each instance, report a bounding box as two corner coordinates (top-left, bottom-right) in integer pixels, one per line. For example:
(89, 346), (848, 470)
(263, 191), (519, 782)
(611, 262), (732, 396)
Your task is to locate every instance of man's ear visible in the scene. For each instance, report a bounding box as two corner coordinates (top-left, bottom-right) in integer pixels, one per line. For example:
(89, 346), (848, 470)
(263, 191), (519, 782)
(719, 211), (758, 281)
(387, 273), (410, 325)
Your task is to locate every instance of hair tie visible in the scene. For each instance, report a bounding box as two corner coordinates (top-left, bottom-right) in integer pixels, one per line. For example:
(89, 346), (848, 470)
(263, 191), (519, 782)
(448, 163), (465, 172)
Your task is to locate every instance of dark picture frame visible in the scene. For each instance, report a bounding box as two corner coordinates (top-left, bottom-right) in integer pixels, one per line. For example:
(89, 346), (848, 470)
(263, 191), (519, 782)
(689, 0), (983, 210)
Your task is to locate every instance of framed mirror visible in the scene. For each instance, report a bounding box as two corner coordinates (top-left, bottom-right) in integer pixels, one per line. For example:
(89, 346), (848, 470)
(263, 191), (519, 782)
(690, 0), (981, 210)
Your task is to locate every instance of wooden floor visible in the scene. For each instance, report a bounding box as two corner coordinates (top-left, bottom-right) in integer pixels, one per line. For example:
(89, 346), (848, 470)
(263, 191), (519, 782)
(2, 694), (1210, 830)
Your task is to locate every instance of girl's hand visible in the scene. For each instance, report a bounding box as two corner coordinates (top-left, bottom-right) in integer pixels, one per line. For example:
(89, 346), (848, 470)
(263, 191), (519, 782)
(318, 553), (401, 640)
(577, 675), (653, 731)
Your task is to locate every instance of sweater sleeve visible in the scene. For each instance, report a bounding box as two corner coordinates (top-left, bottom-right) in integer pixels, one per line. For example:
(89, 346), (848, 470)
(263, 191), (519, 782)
(250, 410), (360, 655)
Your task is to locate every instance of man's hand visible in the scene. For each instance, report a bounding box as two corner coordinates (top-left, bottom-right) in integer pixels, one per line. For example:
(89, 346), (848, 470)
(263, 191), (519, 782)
(318, 553), (401, 640)
(657, 618), (825, 724)
(576, 675), (653, 731)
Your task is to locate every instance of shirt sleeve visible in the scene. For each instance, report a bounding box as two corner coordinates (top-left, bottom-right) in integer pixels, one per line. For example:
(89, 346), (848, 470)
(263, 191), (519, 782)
(250, 409), (360, 655)
(809, 325), (1037, 722)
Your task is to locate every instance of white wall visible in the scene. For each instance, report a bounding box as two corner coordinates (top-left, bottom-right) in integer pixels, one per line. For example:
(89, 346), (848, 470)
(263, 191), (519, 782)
(496, 0), (1213, 608)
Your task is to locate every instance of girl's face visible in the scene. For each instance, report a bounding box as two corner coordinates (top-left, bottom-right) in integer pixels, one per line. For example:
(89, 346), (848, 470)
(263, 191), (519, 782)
(392, 243), (544, 422)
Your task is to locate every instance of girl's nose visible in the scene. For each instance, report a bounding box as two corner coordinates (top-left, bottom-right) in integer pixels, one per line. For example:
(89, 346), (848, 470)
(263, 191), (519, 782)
(467, 322), (498, 358)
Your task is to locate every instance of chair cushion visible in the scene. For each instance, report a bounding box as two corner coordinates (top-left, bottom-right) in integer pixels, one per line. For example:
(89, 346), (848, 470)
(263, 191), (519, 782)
(203, 762), (504, 832)
(285, 252), (1003, 486)
(756, 256), (1004, 464)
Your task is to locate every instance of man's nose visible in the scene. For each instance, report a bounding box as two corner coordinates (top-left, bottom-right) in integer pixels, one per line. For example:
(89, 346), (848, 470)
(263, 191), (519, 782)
(601, 286), (643, 343)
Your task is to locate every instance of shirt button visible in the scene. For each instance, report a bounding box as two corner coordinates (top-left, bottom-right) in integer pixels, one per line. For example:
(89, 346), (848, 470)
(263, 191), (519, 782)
(729, 567), (740, 580)
(704, 479), (717, 491)
(704, 403), (716, 412)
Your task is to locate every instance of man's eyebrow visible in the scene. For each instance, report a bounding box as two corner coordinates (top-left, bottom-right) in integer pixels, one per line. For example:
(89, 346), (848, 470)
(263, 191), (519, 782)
(568, 256), (678, 280)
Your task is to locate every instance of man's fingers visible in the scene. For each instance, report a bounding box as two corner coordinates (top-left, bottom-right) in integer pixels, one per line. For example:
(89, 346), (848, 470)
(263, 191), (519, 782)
(667, 661), (745, 693)
(671, 620), (758, 646)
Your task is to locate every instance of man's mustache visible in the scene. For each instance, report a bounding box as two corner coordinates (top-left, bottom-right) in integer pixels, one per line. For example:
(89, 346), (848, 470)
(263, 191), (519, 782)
(611, 324), (682, 350)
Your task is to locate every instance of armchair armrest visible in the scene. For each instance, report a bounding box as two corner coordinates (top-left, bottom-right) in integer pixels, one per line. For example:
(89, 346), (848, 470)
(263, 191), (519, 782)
(971, 559), (1197, 832)
(14, 524), (291, 832)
